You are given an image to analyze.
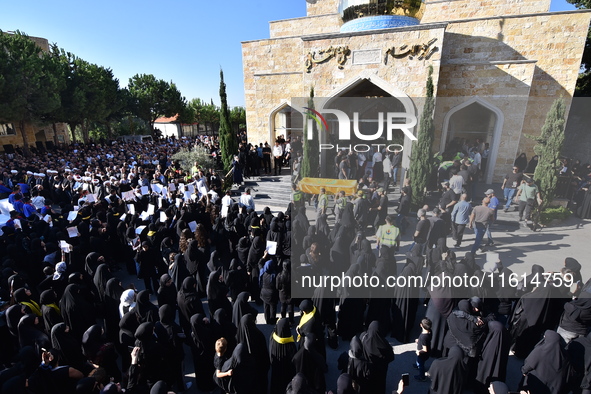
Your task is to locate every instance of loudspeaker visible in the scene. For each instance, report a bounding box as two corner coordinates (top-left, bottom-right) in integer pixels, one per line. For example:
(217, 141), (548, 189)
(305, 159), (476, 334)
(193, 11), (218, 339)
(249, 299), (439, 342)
(35, 141), (46, 153)
(3, 145), (14, 154)
(45, 141), (55, 151)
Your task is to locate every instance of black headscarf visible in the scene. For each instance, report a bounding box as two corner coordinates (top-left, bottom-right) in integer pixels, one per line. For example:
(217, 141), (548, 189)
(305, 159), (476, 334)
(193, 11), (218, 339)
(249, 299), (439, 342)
(177, 277), (204, 326)
(59, 283), (95, 340)
(157, 273), (177, 308)
(361, 320), (394, 364)
(81, 324), (103, 360)
(336, 373), (356, 394)
(232, 291), (257, 327)
(269, 318), (297, 394)
(429, 345), (466, 394)
(445, 299), (487, 358)
(521, 330), (569, 394)
(169, 252), (189, 291)
(132, 289), (158, 323)
(17, 314), (49, 350)
(85, 252), (102, 277)
(51, 322), (88, 370)
(236, 313), (270, 372)
(212, 308), (237, 352)
(93, 263), (112, 302)
(476, 320), (511, 386)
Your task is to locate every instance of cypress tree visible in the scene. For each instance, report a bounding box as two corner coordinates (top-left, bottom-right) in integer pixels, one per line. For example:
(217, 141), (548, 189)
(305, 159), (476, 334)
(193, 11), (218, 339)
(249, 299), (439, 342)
(408, 66), (435, 208)
(300, 87), (319, 178)
(218, 69), (238, 172)
(532, 98), (566, 208)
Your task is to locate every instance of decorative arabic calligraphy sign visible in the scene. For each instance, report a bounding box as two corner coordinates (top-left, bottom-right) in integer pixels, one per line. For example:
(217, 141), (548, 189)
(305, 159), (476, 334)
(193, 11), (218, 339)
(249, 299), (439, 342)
(305, 46), (351, 73)
(384, 38), (438, 64)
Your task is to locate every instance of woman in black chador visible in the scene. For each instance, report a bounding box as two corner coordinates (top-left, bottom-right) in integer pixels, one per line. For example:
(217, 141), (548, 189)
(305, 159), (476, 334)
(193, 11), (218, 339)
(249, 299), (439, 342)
(292, 333), (327, 393)
(269, 318), (297, 394)
(360, 321), (394, 394)
(177, 276), (204, 337)
(475, 320), (511, 394)
(232, 291), (257, 327)
(207, 267), (232, 319)
(429, 345), (466, 394)
(521, 330), (570, 394)
(189, 313), (216, 392)
(236, 313), (270, 394)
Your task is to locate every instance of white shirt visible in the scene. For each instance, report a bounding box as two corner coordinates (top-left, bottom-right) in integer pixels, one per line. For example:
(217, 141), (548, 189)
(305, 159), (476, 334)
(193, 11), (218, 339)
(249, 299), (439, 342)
(31, 195), (45, 210)
(273, 145), (283, 157)
(239, 193), (255, 211)
(449, 174), (464, 195)
(373, 151), (382, 163)
(221, 195), (233, 218)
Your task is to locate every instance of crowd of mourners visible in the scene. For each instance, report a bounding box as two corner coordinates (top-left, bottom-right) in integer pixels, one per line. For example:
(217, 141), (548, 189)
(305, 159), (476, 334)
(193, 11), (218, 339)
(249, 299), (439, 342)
(0, 133), (590, 394)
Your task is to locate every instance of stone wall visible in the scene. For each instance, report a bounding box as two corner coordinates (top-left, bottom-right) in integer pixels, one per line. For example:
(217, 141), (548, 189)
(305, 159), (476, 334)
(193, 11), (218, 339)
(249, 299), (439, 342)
(422, 0), (551, 23)
(436, 11), (591, 178)
(306, 0), (341, 17)
(243, 25), (446, 145)
(0, 122), (69, 151)
(432, 62), (536, 181)
(270, 14), (342, 38)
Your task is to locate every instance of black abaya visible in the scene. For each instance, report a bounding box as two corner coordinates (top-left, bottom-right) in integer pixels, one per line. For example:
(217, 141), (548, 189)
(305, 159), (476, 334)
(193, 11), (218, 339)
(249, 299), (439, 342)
(360, 321), (394, 394)
(236, 313), (270, 394)
(269, 318), (297, 394)
(522, 330), (570, 394)
(292, 334), (327, 393)
(475, 320), (511, 388)
(429, 345), (466, 394)
(231, 291), (257, 327)
(190, 313), (216, 392)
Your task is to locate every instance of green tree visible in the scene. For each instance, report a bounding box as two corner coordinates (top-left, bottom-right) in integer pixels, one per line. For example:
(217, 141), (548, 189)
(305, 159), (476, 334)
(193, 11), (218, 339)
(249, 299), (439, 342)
(0, 31), (63, 157)
(171, 145), (216, 172)
(230, 106), (246, 131)
(218, 70), (238, 171)
(531, 98), (566, 208)
(300, 87), (319, 179)
(128, 74), (186, 137)
(408, 66), (435, 208)
(566, 0), (591, 96)
(189, 98), (220, 135)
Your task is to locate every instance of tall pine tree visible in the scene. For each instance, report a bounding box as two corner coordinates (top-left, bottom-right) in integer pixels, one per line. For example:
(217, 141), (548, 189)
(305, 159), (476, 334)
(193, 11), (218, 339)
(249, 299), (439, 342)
(299, 87), (319, 178)
(532, 98), (566, 208)
(408, 66), (435, 208)
(218, 69), (238, 172)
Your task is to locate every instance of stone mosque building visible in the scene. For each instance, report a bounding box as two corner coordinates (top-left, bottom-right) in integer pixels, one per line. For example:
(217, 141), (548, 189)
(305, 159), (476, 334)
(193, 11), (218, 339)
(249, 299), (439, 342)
(241, 0), (591, 183)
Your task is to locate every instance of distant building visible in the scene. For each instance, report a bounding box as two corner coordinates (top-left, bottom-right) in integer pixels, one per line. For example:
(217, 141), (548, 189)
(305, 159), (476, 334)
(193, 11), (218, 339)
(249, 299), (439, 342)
(154, 115), (204, 138)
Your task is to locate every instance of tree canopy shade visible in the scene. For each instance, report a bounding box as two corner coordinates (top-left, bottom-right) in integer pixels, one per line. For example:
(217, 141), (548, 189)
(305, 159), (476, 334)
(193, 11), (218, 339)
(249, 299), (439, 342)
(408, 66), (435, 208)
(218, 69), (238, 171)
(299, 87), (319, 179)
(47, 47), (123, 143)
(0, 31), (63, 157)
(128, 73), (186, 137)
(532, 98), (566, 208)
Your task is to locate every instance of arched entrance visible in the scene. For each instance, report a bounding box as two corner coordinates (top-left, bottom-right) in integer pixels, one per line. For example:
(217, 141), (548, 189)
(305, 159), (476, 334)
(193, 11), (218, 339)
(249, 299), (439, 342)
(318, 72), (417, 178)
(440, 98), (504, 184)
(268, 102), (303, 144)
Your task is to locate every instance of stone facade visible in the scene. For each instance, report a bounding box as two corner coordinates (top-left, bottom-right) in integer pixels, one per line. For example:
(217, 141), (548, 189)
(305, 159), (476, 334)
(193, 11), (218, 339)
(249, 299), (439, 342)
(242, 0), (591, 182)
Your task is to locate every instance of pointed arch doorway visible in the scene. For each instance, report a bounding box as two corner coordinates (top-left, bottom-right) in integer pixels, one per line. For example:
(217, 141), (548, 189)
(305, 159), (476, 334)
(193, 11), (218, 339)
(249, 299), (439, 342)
(318, 72), (417, 178)
(440, 98), (504, 184)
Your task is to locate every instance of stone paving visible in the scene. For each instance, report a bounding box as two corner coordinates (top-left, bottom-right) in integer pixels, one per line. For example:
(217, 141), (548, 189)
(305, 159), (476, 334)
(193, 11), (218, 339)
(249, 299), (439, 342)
(115, 173), (590, 393)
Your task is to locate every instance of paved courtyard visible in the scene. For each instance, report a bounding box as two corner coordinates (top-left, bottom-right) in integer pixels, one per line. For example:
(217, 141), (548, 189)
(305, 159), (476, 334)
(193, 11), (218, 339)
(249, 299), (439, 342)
(114, 173), (590, 394)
